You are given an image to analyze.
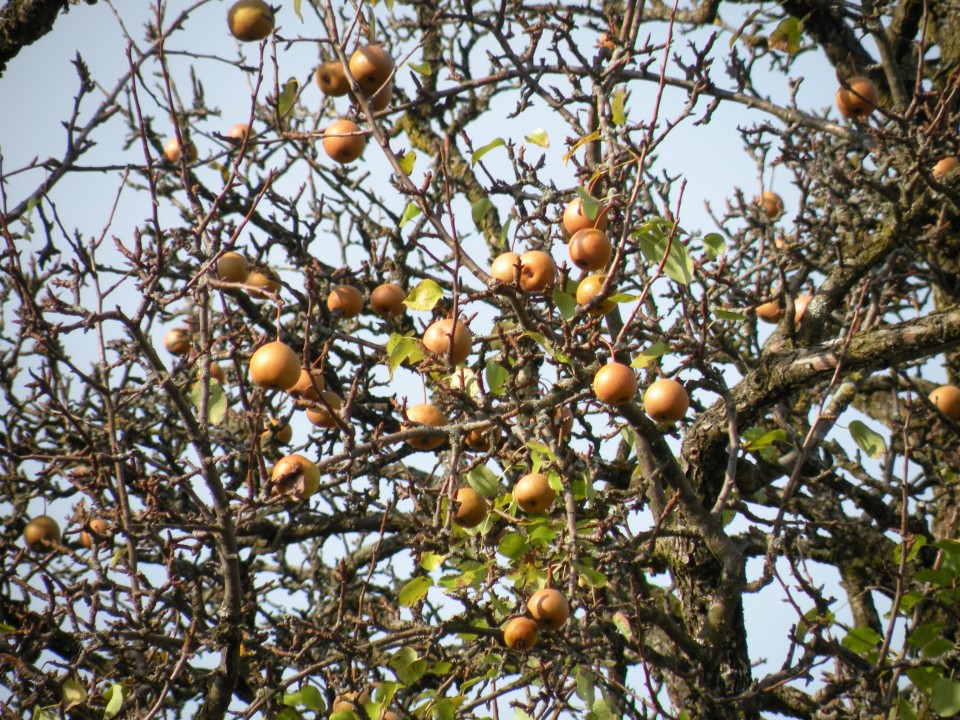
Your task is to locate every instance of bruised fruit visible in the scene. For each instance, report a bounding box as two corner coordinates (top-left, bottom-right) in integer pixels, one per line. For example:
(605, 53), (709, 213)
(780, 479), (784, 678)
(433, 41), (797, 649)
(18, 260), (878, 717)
(270, 454), (320, 500)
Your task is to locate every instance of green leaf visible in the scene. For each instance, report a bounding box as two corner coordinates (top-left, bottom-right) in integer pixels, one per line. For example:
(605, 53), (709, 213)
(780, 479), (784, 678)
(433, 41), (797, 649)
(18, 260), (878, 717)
(742, 429), (786, 451)
(466, 465), (500, 497)
(399, 150), (417, 175)
(553, 287), (577, 320)
(419, 552), (446, 571)
(894, 534), (927, 564)
(713, 308), (745, 321)
(499, 215), (513, 245)
(841, 626), (882, 654)
(485, 360), (509, 396)
(104, 683), (124, 719)
(62, 678), (87, 709)
(703, 233), (726, 260)
(398, 576), (433, 607)
(896, 698), (919, 720)
(611, 88), (626, 126)
(472, 198), (493, 227)
(32, 710), (55, 720)
(630, 341), (670, 369)
(577, 565), (608, 588)
(576, 666), (596, 707)
(390, 647), (427, 685)
(923, 637), (954, 658)
(0, 623), (14, 634)
(191, 379), (226, 425)
(908, 622), (945, 649)
(849, 420), (887, 459)
(409, 62), (432, 76)
(612, 611), (633, 639)
(932, 678), (960, 717)
(283, 686), (324, 711)
(471, 138), (505, 166)
(525, 129), (549, 148)
(385, 333), (423, 376)
(293, 0), (303, 22)
(634, 218), (693, 285)
(399, 202), (421, 228)
(497, 532), (531, 560)
(769, 17), (802, 54)
(278, 77), (299, 118)
(403, 279), (444, 311)
(575, 187), (601, 220)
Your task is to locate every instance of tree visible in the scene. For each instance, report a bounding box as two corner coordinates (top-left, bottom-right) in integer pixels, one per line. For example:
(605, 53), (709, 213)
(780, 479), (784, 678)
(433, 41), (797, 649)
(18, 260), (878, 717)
(2, 0), (960, 718)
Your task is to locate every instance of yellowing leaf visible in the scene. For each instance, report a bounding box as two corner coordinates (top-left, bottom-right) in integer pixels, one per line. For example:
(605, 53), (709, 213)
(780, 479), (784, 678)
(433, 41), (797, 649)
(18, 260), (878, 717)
(403, 279), (443, 311)
(472, 198), (493, 227)
(399, 202), (421, 228)
(562, 130), (600, 163)
(277, 77), (299, 118)
(612, 88), (626, 126)
(630, 341), (670, 368)
(849, 420), (886, 459)
(62, 679), (87, 710)
(408, 62), (432, 76)
(471, 138), (505, 166)
(104, 683), (124, 719)
(399, 150), (417, 175)
(769, 17), (802, 54)
(398, 576), (432, 607)
(525, 129), (549, 147)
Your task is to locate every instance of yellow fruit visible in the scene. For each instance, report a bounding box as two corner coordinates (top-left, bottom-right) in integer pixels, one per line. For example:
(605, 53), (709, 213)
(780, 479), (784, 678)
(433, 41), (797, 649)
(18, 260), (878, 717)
(349, 45), (395, 91)
(24, 515), (61, 552)
(323, 119), (366, 164)
(245, 267), (281, 297)
(288, 368), (325, 402)
(327, 284), (364, 318)
(490, 252), (522, 283)
(568, 228), (611, 271)
(248, 341), (302, 391)
(562, 196), (608, 237)
(514, 473), (555, 513)
(755, 299), (784, 323)
(370, 283), (406, 318)
(261, 418), (293, 445)
(403, 404), (448, 450)
(164, 328), (191, 356)
(592, 362), (637, 405)
(422, 318), (473, 365)
(465, 423), (501, 452)
(227, 0), (275, 41)
(836, 76), (879, 120)
(527, 588), (570, 630)
(209, 362), (226, 384)
(503, 617), (538, 650)
(930, 385), (960, 421)
(643, 378), (689, 423)
(315, 61), (349, 97)
(80, 518), (109, 549)
(794, 294), (812, 323)
(217, 251), (248, 283)
(163, 137), (197, 163)
(305, 391), (343, 428)
(519, 250), (557, 292)
(933, 157), (960, 179)
(453, 487), (488, 528)
(270, 454), (320, 500)
(576, 275), (616, 315)
(757, 191), (783, 220)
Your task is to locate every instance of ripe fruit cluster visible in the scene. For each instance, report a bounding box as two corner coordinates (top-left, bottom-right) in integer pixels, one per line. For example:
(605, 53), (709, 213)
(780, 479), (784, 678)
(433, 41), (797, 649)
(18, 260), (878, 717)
(502, 587), (571, 650)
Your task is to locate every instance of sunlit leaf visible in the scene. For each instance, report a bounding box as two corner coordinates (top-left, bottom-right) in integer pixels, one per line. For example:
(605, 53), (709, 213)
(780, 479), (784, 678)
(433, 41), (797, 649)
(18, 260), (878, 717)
(841, 626), (882, 654)
(471, 138), (505, 166)
(403, 279), (444, 311)
(390, 647), (427, 685)
(563, 130), (601, 163)
(575, 187), (601, 220)
(703, 233), (726, 259)
(630, 341), (670, 369)
(769, 17), (802, 54)
(399, 150), (417, 175)
(714, 308), (745, 321)
(398, 576), (433, 607)
(277, 77), (299, 118)
(849, 420), (886, 459)
(0, 623), (15, 634)
(419, 552), (446, 571)
(497, 532), (530, 560)
(62, 679), (87, 710)
(283, 686), (324, 712)
(399, 202), (421, 228)
(472, 198), (493, 227)
(611, 88), (626, 126)
(634, 218), (693, 285)
(104, 683), (124, 719)
(409, 62), (432, 76)
(293, 0), (303, 22)
(525, 129), (549, 147)
(385, 333), (423, 376)
(485, 360), (509, 396)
